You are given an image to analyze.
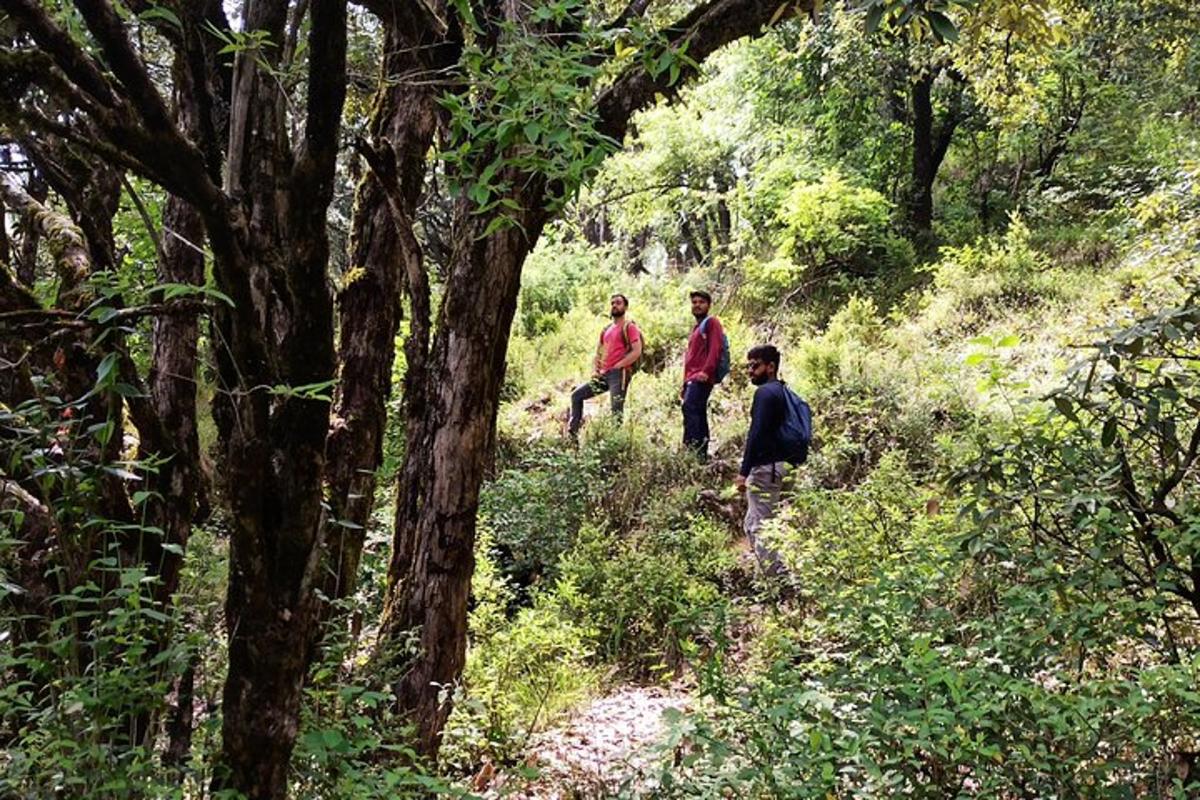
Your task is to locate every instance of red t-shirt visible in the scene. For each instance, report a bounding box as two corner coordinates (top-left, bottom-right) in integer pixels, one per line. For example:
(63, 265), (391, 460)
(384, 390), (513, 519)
(600, 320), (641, 371)
(683, 315), (723, 383)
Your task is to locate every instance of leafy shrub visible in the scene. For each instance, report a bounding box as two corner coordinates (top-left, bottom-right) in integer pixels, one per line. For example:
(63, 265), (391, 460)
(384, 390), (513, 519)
(924, 215), (1069, 335)
(789, 298), (970, 488)
(552, 518), (733, 676)
(0, 398), (195, 797)
(957, 285), (1200, 654)
(517, 239), (621, 338)
(771, 450), (953, 599)
(480, 445), (599, 592)
(441, 532), (599, 770)
(741, 170), (913, 313)
(446, 601), (599, 770)
(655, 290), (1200, 799)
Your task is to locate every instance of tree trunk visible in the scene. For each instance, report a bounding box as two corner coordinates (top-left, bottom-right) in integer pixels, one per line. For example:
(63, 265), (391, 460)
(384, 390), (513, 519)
(908, 68), (964, 251)
(324, 18), (452, 604)
(909, 72), (936, 241)
(208, 2), (348, 796)
(379, 199), (547, 756)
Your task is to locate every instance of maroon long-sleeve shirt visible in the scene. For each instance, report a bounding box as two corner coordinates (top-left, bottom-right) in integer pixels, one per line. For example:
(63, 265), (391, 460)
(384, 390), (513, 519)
(683, 315), (724, 384)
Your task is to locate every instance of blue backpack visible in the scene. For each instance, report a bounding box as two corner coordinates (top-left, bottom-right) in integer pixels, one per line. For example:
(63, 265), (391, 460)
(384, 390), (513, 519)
(779, 383), (812, 465)
(699, 316), (731, 383)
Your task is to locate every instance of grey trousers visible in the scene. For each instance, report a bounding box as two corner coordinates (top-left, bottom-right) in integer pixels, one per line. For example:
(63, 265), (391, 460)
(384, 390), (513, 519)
(744, 462), (789, 575)
(569, 368), (629, 434)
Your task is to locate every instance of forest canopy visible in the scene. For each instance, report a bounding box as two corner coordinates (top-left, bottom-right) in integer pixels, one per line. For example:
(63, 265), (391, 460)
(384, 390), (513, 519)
(1, 0), (1199, 798)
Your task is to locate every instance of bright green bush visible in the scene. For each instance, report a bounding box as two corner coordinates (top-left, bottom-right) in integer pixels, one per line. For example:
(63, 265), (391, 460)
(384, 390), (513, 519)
(480, 445), (599, 592)
(440, 530), (599, 771)
(654, 290), (1200, 799)
(741, 170), (913, 314)
(786, 297), (971, 488)
(771, 450), (954, 597)
(923, 215), (1071, 336)
(517, 239), (621, 338)
(552, 517), (733, 677)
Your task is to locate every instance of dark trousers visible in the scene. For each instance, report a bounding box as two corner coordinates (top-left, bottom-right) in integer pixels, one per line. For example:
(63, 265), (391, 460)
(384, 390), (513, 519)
(681, 380), (713, 457)
(569, 368), (629, 435)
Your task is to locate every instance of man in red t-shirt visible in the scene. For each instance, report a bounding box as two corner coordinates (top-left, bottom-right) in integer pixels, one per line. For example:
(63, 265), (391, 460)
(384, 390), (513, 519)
(681, 289), (724, 460)
(568, 293), (642, 438)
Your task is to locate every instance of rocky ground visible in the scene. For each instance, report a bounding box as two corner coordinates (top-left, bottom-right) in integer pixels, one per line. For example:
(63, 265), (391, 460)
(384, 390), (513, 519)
(475, 684), (692, 799)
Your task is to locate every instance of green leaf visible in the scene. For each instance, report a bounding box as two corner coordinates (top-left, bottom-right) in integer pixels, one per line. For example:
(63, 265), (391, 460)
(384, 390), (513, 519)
(480, 215), (512, 240)
(927, 10), (958, 42)
(139, 5), (181, 28)
(95, 352), (119, 386)
(1052, 396), (1078, 422)
(864, 3), (885, 34)
(1101, 417), (1118, 447)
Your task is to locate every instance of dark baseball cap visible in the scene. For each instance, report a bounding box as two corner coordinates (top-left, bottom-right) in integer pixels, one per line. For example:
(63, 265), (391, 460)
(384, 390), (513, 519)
(689, 290), (712, 302)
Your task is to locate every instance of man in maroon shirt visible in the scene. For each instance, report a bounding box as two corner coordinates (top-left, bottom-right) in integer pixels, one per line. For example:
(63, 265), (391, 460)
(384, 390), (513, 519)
(681, 290), (724, 460)
(568, 293), (642, 439)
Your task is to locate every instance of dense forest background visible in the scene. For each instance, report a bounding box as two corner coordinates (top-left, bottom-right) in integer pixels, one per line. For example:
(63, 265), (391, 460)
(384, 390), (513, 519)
(2, 0), (1199, 797)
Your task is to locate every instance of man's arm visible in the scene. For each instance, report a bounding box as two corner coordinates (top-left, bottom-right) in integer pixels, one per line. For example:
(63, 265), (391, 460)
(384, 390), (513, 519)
(740, 389), (765, 478)
(593, 328), (606, 374)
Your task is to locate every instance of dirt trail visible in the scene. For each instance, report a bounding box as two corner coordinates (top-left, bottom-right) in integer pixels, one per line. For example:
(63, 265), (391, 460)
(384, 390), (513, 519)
(480, 685), (691, 799)
(474, 544), (765, 798)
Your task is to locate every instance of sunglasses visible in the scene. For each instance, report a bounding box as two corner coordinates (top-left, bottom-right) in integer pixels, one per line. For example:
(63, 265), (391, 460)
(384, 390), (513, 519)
(746, 360), (764, 370)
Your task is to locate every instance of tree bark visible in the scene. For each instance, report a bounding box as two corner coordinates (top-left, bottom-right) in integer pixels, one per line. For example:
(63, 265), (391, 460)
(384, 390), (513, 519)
(324, 13), (455, 604)
(907, 68), (964, 250)
(144, 195), (205, 604)
(909, 72), (936, 240)
(379, 198), (547, 756)
(211, 0), (348, 792)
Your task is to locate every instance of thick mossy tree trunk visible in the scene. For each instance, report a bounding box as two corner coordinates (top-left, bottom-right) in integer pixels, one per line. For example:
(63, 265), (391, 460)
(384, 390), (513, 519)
(0, 1), (349, 796)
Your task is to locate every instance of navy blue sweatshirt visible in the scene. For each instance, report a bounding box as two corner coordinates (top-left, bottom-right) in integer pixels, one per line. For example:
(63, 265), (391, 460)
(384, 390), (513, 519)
(740, 379), (788, 477)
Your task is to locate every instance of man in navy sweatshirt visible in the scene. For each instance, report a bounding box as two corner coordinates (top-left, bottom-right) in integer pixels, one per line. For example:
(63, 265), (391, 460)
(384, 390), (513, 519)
(735, 344), (789, 574)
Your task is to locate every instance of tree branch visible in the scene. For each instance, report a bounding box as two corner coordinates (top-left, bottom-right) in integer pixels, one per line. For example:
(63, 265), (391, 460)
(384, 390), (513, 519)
(595, 0), (810, 146)
(0, 20), (224, 213)
(295, 0), (350, 200)
(73, 0), (176, 133)
(0, 301), (209, 332)
(0, 170), (92, 301)
(606, 0), (654, 30)
(0, 0), (119, 107)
